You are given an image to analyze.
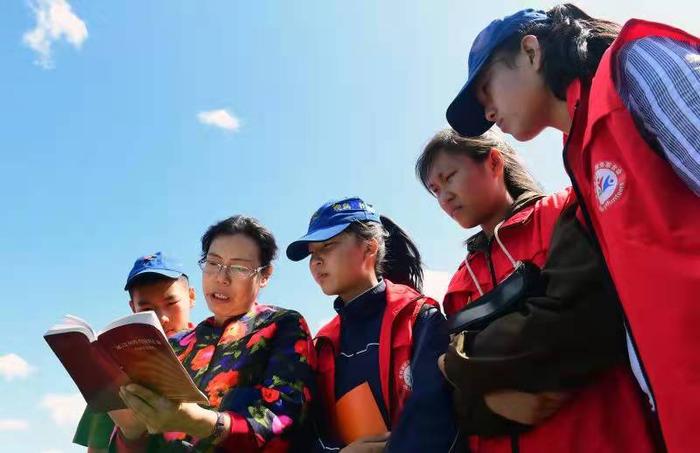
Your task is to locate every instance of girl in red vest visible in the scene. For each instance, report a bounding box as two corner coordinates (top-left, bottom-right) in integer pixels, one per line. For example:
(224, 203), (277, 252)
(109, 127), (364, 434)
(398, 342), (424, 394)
(286, 197), (459, 452)
(416, 128), (656, 453)
(445, 4), (700, 451)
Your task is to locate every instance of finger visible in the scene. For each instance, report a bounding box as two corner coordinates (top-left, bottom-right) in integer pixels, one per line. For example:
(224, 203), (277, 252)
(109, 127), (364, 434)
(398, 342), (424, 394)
(119, 399), (153, 429)
(123, 384), (174, 413)
(124, 384), (161, 404)
(539, 392), (570, 419)
(120, 387), (157, 420)
(437, 354), (446, 375)
(441, 349), (462, 388)
(356, 432), (391, 442)
(108, 408), (136, 426)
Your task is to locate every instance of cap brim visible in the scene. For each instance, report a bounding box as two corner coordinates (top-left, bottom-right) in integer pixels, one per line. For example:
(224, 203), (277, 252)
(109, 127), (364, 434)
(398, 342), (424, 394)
(124, 269), (183, 290)
(286, 223), (352, 261)
(446, 63), (494, 137)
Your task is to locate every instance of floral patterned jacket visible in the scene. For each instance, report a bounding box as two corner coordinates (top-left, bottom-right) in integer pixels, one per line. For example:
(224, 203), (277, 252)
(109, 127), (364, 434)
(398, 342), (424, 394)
(116, 303), (316, 452)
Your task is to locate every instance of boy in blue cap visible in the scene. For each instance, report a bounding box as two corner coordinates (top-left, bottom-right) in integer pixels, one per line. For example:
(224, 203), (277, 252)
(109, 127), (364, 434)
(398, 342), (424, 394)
(72, 252), (196, 452)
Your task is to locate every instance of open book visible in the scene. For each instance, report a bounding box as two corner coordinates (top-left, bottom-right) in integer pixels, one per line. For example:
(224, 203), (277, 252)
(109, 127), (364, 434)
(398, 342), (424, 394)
(45, 311), (208, 412)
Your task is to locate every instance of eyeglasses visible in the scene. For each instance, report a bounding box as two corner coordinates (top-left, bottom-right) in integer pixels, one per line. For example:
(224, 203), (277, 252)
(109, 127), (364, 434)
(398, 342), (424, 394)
(198, 259), (267, 279)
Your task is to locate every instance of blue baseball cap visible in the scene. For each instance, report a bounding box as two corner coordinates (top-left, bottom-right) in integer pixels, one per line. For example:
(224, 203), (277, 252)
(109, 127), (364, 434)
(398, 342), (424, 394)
(286, 197), (381, 261)
(124, 252), (187, 290)
(446, 8), (549, 137)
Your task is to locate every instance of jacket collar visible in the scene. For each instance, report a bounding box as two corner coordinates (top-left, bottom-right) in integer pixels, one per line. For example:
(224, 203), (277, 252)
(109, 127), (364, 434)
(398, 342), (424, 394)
(466, 191), (543, 254)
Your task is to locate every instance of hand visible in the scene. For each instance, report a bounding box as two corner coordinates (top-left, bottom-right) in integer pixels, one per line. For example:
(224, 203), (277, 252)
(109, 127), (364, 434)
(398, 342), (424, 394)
(119, 384), (217, 438)
(484, 390), (572, 425)
(340, 432), (390, 453)
(108, 408), (146, 440)
(437, 354), (457, 388)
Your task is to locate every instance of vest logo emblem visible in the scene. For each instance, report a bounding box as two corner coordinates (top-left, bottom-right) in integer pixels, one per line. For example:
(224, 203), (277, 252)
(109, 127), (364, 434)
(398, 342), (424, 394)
(399, 360), (412, 391)
(594, 161), (626, 211)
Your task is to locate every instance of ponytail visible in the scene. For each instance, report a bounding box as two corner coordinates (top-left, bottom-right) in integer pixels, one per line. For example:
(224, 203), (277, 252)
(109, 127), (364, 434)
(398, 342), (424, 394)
(345, 216), (424, 292)
(379, 215), (423, 292)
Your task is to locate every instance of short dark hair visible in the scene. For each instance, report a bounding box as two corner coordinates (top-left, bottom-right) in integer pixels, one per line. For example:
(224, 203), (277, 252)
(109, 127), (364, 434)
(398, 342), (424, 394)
(127, 274), (189, 298)
(494, 3), (621, 100)
(200, 215), (278, 267)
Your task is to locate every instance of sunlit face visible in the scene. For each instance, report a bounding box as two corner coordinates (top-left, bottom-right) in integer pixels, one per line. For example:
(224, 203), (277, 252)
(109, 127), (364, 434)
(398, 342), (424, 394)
(307, 232), (373, 297)
(129, 278), (194, 336)
(474, 39), (552, 141)
(202, 234), (271, 324)
(427, 149), (505, 229)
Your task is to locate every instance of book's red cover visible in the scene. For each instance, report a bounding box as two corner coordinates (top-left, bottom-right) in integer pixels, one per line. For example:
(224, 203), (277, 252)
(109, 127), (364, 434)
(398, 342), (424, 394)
(44, 332), (129, 411)
(45, 323), (207, 412)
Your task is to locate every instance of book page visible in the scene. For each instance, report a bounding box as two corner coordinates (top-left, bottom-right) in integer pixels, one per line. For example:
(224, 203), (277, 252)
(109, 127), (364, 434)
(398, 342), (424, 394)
(45, 315), (97, 342)
(100, 311), (165, 337)
(97, 323), (208, 406)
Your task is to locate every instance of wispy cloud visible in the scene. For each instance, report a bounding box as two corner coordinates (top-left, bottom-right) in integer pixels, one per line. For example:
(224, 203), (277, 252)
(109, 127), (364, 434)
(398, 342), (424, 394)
(0, 419), (29, 431)
(40, 393), (85, 427)
(23, 0), (88, 69)
(197, 109), (241, 132)
(0, 353), (33, 381)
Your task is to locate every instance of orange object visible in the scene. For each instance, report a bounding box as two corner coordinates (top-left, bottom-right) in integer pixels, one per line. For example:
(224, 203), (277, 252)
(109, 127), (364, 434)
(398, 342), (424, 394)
(334, 382), (387, 444)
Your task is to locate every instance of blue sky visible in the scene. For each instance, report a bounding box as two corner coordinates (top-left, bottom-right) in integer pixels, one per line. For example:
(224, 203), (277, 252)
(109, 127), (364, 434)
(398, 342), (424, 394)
(0, 1), (695, 451)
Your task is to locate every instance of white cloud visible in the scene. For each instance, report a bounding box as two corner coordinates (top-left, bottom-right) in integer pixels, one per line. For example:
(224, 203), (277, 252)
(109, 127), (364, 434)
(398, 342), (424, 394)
(23, 0), (88, 69)
(422, 269), (452, 303)
(197, 109), (241, 132)
(0, 353), (33, 381)
(0, 419), (29, 431)
(40, 393), (85, 427)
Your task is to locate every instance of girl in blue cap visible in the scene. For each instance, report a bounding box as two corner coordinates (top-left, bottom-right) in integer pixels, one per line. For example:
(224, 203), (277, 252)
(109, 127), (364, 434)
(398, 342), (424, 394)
(446, 4), (700, 451)
(287, 197), (459, 452)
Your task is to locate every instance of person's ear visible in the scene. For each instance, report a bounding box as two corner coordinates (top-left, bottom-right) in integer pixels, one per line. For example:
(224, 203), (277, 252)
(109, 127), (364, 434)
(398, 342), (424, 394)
(259, 264), (273, 288)
(128, 300), (136, 314)
(365, 238), (379, 261)
(188, 286), (196, 308)
(488, 148), (506, 179)
(520, 35), (543, 70)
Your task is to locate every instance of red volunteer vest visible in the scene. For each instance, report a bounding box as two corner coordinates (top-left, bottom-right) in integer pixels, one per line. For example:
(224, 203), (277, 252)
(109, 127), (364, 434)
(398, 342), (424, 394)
(444, 189), (573, 315)
(444, 189), (655, 453)
(314, 280), (437, 441)
(563, 19), (700, 452)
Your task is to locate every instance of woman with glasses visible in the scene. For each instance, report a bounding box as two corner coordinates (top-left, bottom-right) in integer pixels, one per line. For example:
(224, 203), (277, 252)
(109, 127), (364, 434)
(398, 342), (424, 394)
(113, 215), (316, 452)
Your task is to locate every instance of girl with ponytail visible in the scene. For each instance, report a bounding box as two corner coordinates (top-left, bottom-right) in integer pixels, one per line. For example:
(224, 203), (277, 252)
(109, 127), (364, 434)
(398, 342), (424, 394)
(286, 197), (458, 452)
(417, 128), (656, 453)
(446, 5), (700, 451)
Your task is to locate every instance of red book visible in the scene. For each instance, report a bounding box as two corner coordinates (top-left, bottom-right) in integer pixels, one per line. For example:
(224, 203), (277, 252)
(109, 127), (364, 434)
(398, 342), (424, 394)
(44, 311), (208, 412)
